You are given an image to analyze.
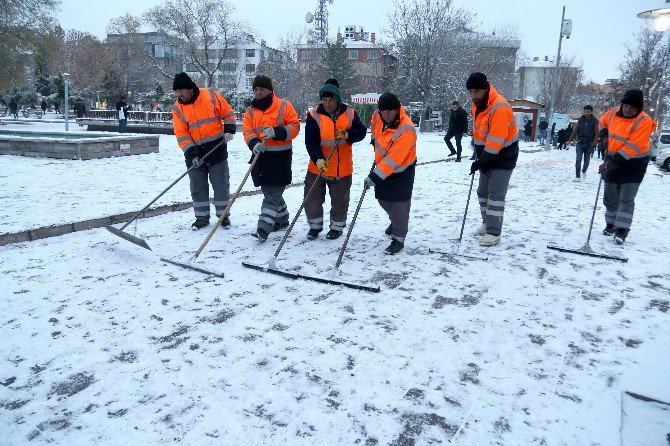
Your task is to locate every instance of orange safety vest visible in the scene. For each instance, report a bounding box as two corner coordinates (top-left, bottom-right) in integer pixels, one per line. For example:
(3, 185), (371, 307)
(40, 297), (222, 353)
(471, 84), (518, 155)
(243, 95), (300, 151)
(370, 107), (417, 180)
(600, 107), (655, 159)
(172, 88), (236, 152)
(307, 105), (355, 177)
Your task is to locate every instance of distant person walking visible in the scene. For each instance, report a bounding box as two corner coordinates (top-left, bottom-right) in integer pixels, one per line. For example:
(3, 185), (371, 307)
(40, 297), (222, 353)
(53, 100), (60, 114)
(40, 98), (47, 115)
(444, 100), (468, 161)
(538, 117), (548, 145)
(523, 119), (532, 142)
(567, 105), (599, 181)
(550, 122), (556, 146)
(9, 99), (18, 119)
(116, 96), (129, 133)
(598, 89), (654, 244)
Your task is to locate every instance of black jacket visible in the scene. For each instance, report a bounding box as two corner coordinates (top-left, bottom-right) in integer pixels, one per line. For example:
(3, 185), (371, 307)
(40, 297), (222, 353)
(447, 107), (468, 135)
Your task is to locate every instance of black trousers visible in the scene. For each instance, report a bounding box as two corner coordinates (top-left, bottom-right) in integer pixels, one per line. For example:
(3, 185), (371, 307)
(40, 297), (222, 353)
(444, 132), (463, 158)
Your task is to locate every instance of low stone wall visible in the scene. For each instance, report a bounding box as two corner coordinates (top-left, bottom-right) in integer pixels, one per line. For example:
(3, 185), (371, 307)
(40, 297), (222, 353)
(0, 132), (159, 160)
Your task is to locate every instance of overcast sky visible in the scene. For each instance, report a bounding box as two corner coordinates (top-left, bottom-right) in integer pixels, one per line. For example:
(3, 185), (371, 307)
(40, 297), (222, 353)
(57, 0), (667, 85)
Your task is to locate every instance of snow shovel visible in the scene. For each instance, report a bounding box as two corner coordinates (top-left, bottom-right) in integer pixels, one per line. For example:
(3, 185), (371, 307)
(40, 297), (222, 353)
(158, 152), (261, 275)
(105, 140), (227, 250)
(429, 172), (488, 261)
(547, 176), (628, 262)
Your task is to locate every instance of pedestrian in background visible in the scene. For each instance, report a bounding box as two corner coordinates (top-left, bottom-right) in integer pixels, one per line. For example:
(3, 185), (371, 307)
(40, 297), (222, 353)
(538, 117), (548, 145)
(116, 96), (130, 133)
(567, 105), (599, 181)
(444, 100), (468, 162)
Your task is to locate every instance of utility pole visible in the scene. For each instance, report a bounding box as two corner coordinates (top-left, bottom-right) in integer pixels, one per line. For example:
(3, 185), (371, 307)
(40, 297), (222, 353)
(63, 73), (70, 131)
(545, 6), (571, 151)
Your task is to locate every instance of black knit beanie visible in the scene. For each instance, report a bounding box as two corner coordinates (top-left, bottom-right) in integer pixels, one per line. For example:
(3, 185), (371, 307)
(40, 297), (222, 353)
(325, 78), (340, 89)
(252, 75), (273, 91)
(621, 89), (644, 111)
(173, 72), (197, 90)
(466, 72), (490, 90)
(378, 92), (401, 111)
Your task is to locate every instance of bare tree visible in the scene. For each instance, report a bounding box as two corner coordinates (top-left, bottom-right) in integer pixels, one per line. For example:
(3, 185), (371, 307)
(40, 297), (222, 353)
(534, 54), (583, 114)
(387, 0), (475, 122)
(143, 0), (243, 88)
(0, 0), (60, 91)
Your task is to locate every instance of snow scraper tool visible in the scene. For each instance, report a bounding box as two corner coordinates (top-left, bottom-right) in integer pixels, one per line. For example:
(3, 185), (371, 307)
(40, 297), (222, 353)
(105, 140), (227, 250)
(242, 145), (380, 292)
(159, 152), (262, 276)
(429, 172), (488, 261)
(547, 177), (627, 262)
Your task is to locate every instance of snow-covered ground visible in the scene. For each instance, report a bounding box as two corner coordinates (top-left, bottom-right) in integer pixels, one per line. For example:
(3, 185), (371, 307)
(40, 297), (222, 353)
(1, 121), (669, 445)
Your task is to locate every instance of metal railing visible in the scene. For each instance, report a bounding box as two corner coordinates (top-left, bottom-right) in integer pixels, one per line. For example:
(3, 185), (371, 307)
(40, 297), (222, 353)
(85, 110), (172, 122)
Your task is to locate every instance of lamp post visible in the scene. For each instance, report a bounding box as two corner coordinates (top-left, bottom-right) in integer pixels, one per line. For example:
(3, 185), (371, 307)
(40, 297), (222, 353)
(638, 6), (670, 134)
(544, 6), (572, 151)
(63, 73), (70, 131)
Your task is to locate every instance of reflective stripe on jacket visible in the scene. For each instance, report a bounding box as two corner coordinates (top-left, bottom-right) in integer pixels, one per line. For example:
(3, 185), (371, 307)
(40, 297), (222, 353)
(370, 107), (417, 181)
(307, 105), (355, 177)
(243, 96), (300, 152)
(600, 107), (655, 160)
(471, 84), (518, 155)
(172, 88), (236, 152)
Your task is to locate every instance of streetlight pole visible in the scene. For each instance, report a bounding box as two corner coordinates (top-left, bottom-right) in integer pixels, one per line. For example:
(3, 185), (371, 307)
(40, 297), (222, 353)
(638, 6), (670, 135)
(63, 73), (70, 131)
(545, 6), (571, 151)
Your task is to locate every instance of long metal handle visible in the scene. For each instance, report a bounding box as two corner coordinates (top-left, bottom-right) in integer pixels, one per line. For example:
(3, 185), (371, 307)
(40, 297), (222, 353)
(119, 139), (226, 230)
(457, 173), (476, 244)
(334, 187), (368, 270)
(586, 176), (603, 244)
(194, 152), (261, 258)
(271, 141), (341, 260)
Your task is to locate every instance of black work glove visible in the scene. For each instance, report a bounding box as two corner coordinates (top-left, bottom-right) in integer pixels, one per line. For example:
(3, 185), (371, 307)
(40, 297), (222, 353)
(470, 160), (481, 175)
(598, 158), (616, 174)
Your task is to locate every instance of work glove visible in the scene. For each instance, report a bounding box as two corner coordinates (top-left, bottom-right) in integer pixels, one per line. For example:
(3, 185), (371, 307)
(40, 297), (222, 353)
(335, 128), (348, 141)
(261, 126), (275, 141)
(363, 176), (375, 191)
(224, 133), (234, 143)
(469, 160), (481, 176)
(316, 159), (329, 172)
(252, 142), (266, 155)
(191, 156), (203, 168)
(598, 158), (616, 174)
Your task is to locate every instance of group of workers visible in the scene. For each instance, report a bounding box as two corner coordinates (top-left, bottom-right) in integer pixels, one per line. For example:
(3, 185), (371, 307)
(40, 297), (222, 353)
(171, 70), (654, 256)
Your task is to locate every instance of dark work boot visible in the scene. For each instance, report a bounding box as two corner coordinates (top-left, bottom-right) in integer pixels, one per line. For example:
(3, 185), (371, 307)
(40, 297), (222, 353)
(384, 239), (404, 255)
(272, 221), (289, 232)
(251, 228), (268, 242)
(602, 224), (614, 236)
(191, 218), (210, 230)
(385, 224), (393, 236)
(220, 216), (230, 228)
(307, 228), (321, 240)
(613, 228), (629, 245)
(326, 229), (342, 240)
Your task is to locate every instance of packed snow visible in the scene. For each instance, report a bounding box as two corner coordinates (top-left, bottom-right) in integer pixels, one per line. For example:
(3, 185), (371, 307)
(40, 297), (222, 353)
(1, 120), (669, 445)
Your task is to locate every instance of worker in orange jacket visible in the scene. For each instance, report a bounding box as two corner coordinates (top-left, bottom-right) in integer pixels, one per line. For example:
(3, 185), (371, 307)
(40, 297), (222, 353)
(303, 78), (367, 240)
(243, 75), (301, 241)
(597, 89), (655, 244)
(364, 92), (417, 255)
(172, 72), (236, 229)
(467, 72), (519, 246)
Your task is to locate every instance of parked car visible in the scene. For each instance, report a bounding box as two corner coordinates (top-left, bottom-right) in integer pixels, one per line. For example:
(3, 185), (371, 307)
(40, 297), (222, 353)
(651, 132), (670, 160)
(655, 147), (670, 170)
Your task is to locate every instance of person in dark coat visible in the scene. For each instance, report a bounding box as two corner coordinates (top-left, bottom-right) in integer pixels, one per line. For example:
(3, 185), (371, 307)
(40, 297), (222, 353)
(550, 122), (556, 146)
(557, 128), (568, 149)
(538, 118), (548, 145)
(40, 98), (47, 115)
(523, 119), (532, 142)
(444, 101), (468, 161)
(9, 99), (18, 119)
(116, 96), (129, 133)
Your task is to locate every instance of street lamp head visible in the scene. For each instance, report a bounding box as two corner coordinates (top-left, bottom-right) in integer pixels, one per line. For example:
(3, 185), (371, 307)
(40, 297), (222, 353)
(638, 8), (670, 32)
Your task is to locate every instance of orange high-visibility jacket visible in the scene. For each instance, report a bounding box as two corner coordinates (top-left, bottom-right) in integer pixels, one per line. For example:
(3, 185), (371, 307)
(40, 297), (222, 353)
(600, 106), (655, 160)
(243, 95), (300, 151)
(172, 88), (236, 152)
(370, 107), (417, 181)
(306, 104), (355, 177)
(471, 84), (518, 155)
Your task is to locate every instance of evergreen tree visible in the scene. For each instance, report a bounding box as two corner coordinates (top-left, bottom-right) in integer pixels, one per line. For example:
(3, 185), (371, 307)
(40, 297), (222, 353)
(316, 40), (359, 100)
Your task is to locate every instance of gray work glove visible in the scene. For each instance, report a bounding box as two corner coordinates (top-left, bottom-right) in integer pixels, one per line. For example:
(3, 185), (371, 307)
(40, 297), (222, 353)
(191, 156), (203, 168)
(262, 126), (275, 141)
(252, 142), (266, 155)
(363, 176), (375, 191)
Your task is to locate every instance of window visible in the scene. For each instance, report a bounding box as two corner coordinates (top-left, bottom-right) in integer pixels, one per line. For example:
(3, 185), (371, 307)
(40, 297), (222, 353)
(301, 50), (310, 60)
(348, 50), (358, 60)
(245, 64), (256, 74)
(246, 77), (253, 87)
(367, 50), (377, 60)
(245, 49), (255, 57)
(660, 134), (670, 144)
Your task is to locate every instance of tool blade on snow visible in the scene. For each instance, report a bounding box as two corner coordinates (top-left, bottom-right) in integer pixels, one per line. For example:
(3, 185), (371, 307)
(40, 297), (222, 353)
(105, 225), (152, 251)
(547, 177), (628, 263)
(160, 257), (225, 278)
